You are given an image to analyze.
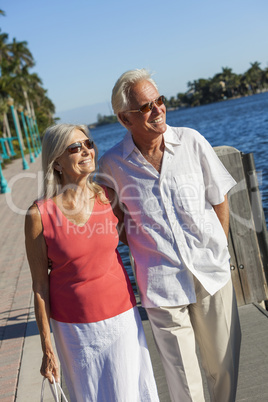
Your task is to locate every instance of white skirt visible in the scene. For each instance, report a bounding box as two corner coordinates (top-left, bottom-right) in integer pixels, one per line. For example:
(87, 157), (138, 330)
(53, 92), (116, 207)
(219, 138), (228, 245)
(51, 306), (159, 402)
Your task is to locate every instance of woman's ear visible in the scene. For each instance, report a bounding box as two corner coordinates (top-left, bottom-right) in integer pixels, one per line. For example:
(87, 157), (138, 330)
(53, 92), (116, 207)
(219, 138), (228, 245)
(118, 112), (131, 127)
(53, 161), (62, 173)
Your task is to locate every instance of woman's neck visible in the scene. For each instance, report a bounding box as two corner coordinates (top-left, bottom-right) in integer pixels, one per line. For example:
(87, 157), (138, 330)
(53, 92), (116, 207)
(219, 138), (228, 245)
(55, 184), (93, 208)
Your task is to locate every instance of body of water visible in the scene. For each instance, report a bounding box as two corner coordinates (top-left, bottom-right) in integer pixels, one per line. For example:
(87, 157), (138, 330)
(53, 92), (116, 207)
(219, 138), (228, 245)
(91, 92), (268, 287)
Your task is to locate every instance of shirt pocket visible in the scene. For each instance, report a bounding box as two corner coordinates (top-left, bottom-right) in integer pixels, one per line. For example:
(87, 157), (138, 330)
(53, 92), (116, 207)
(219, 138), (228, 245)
(173, 173), (205, 215)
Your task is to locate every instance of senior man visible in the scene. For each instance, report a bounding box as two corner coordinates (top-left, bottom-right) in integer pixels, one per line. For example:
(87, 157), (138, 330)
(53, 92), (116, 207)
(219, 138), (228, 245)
(98, 69), (241, 402)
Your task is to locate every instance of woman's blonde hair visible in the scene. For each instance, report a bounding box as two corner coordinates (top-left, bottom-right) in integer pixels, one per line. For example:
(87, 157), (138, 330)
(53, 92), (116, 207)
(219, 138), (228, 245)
(41, 123), (108, 203)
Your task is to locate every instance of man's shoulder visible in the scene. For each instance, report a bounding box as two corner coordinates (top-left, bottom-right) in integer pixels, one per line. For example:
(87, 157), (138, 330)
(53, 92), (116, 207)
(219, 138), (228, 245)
(99, 138), (124, 162)
(168, 125), (204, 144)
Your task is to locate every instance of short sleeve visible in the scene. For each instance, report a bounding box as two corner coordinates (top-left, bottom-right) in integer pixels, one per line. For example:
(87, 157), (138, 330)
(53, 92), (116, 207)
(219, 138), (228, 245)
(97, 157), (117, 190)
(199, 136), (237, 205)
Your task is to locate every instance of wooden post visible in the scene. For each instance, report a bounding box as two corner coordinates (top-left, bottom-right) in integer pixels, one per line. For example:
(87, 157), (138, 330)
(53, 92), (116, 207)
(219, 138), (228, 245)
(242, 153), (268, 281)
(214, 146), (268, 305)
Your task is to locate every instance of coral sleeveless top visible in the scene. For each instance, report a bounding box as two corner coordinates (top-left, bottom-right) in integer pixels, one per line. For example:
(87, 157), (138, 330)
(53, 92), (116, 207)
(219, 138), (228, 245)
(35, 195), (136, 323)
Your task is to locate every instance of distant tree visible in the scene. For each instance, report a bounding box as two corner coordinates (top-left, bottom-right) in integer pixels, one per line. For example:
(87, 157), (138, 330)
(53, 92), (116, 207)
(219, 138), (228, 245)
(0, 10), (57, 134)
(7, 38), (35, 74)
(169, 96), (177, 108)
(96, 114), (117, 126)
(244, 61), (263, 93)
(178, 62), (267, 107)
(261, 67), (268, 89)
(0, 31), (9, 67)
(217, 67), (239, 98)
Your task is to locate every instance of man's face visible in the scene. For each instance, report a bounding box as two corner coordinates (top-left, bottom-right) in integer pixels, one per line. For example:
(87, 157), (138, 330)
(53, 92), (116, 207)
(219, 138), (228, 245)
(120, 80), (167, 144)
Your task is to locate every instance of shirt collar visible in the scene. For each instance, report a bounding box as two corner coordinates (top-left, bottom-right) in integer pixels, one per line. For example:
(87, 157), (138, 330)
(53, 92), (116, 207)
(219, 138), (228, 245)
(122, 131), (136, 159)
(122, 124), (181, 159)
(163, 125), (181, 154)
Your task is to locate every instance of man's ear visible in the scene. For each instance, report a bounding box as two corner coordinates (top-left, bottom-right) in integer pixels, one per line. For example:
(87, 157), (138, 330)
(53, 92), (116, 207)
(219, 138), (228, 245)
(118, 112), (131, 127)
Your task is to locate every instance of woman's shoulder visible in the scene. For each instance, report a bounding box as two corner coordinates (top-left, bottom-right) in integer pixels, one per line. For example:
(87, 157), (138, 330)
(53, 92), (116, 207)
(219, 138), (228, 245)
(34, 197), (50, 206)
(26, 198), (53, 221)
(25, 202), (43, 238)
(26, 202), (38, 217)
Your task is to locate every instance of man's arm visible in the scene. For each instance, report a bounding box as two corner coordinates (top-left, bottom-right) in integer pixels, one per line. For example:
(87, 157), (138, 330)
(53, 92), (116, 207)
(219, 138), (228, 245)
(105, 187), (128, 245)
(212, 194), (230, 238)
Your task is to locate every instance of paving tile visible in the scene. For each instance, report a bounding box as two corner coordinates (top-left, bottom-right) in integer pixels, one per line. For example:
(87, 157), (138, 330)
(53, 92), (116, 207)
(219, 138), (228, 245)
(0, 157), (42, 402)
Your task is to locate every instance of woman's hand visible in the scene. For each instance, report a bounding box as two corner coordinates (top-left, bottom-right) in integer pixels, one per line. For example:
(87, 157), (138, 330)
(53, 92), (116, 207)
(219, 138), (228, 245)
(40, 350), (60, 383)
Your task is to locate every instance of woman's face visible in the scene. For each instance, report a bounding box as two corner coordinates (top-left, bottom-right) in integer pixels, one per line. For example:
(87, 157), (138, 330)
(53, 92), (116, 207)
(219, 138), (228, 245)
(55, 129), (95, 182)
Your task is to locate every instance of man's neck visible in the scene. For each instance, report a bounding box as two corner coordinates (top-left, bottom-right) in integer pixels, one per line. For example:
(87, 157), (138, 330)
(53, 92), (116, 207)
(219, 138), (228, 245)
(133, 133), (164, 155)
(133, 135), (165, 173)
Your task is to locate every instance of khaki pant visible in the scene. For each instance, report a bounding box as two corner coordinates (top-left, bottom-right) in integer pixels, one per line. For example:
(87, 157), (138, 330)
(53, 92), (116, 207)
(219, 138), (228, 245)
(146, 279), (241, 402)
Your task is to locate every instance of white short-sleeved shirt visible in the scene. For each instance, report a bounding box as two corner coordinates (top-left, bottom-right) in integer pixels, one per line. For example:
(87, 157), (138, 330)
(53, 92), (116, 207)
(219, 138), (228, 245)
(98, 125), (237, 308)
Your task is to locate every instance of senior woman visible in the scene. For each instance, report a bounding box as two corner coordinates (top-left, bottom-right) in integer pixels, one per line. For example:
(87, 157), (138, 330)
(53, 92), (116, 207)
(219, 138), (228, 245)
(25, 124), (159, 402)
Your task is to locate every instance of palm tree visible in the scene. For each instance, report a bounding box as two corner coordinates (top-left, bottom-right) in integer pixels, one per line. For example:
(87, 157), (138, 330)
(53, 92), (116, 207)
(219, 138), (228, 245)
(6, 38), (35, 75)
(0, 30), (56, 133)
(0, 10), (51, 138)
(244, 62), (263, 93)
(0, 31), (12, 117)
(261, 67), (268, 90)
(219, 67), (232, 97)
(0, 31), (10, 68)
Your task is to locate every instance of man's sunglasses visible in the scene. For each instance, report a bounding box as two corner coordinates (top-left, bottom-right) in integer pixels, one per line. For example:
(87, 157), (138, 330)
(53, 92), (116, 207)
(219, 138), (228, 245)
(66, 139), (94, 154)
(126, 95), (165, 114)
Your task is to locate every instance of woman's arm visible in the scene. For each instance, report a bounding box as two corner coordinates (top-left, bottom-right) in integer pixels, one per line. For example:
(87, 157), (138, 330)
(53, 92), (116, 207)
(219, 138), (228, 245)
(25, 204), (59, 383)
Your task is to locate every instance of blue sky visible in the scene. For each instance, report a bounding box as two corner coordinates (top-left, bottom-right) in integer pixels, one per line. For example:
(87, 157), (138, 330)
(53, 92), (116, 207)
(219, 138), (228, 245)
(1, 0), (268, 124)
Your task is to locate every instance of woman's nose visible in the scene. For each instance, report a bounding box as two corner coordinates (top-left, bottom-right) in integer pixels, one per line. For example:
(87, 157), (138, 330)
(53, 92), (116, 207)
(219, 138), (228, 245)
(81, 143), (90, 153)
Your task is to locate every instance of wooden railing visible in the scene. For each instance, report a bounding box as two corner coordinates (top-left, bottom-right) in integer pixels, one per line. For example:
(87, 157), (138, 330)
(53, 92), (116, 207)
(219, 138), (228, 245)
(215, 146), (268, 306)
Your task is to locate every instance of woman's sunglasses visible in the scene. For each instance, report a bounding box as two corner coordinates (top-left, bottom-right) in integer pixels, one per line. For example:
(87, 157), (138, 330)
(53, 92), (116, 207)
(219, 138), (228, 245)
(66, 139), (94, 154)
(126, 95), (165, 114)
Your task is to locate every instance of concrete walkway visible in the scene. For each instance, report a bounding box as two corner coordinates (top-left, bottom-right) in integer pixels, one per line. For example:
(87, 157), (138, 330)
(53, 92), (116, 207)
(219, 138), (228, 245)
(1, 156), (268, 401)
